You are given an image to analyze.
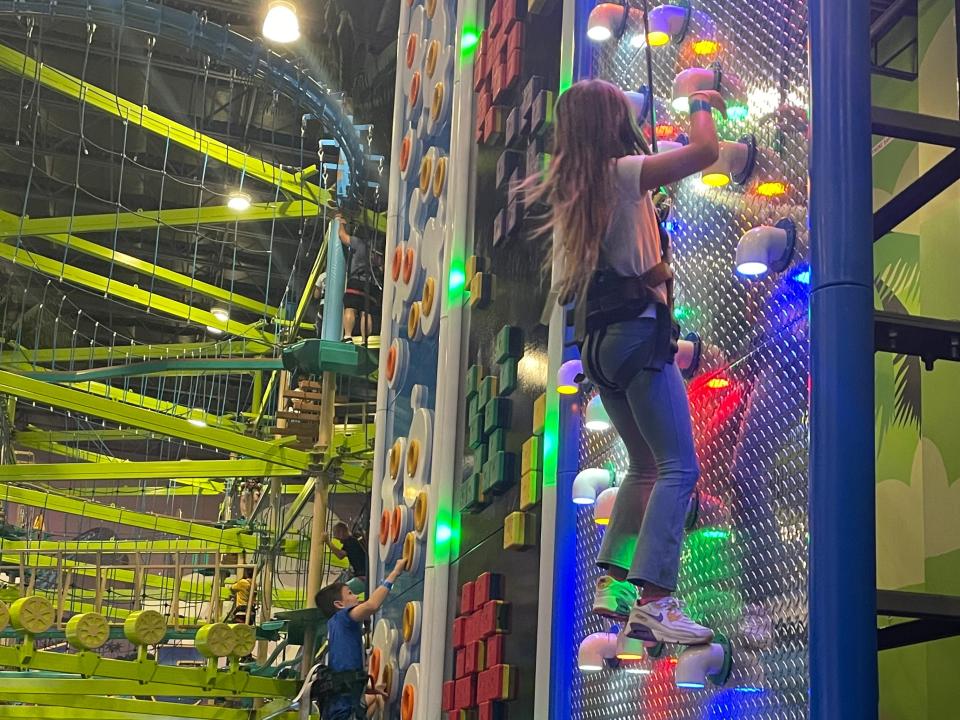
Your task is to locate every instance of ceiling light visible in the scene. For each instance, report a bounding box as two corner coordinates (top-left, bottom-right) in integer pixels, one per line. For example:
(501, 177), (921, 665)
(263, 0), (300, 43)
(227, 192), (251, 212)
(188, 417), (207, 428)
(211, 307), (230, 323)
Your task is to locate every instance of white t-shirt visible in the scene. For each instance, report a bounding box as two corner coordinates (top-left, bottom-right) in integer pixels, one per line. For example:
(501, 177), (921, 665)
(599, 155), (668, 308)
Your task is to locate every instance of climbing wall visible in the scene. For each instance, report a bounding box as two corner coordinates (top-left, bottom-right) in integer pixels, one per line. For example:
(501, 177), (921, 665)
(570, 0), (810, 717)
(374, 0), (460, 715)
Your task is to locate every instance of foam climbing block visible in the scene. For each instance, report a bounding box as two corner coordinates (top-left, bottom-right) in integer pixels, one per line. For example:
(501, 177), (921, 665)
(467, 255), (490, 281)
(504, 510), (537, 550)
(454, 674), (476, 710)
(506, 106), (522, 148)
(469, 271), (494, 308)
(484, 398), (512, 437)
(458, 472), (490, 514)
(520, 468), (542, 510)
(499, 358), (518, 396)
(453, 616), (467, 648)
(488, 0), (503, 37)
(480, 600), (512, 638)
(466, 364), (481, 401)
(495, 326), (523, 364)
(469, 412), (485, 449)
(526, 135), (547, 176)
(486, 634), (506, 667)
(483, 106), (508, 145)
(476, 663), (518, 704)
(522, 76), (545, 120)
(460, 582), (476, 616)
(465, 639), (487, 675)
(478, 701), (508, 720)
(506, 197), (525, 237)
(478, 375), (500, 408)
(481, 450), (517, 495)
(521, 435), (542, 475)
(443, 680), (457, 711)
(474, 572), (506, 608)
(505, 49), (523, 94)
(494, 208), (508, 247)
(532, 393), (546, 435)
(489, 429), (508, 455)
(447, 712), (476, 720)
(502, 0), (527, 32)
(464, 610), (485, 646)
(455, 647), (467, 678)
(531, 89), (555, 136)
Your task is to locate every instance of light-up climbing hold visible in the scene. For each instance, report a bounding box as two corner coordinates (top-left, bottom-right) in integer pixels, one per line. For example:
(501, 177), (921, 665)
(123, 609), (167, 646)
(421, 276), (436, 317)
(229, 623), (257, 657)
(401, 663), (421, 720)
(407, 301), (423, 341)
(380, 508), (393, 546)
(387, 338), (410, 390)
(419, 149), (435, 200)
(196, 622), (237, 658)
(65, 612), (109, 650)
(391, 505), (412, 544)
(402, 531), (422, 574)
(406, 439), (421, 478)
(10, 596), (55, 634)
(403, 601), (423, 646)
(425, 39), (440, 78)
(432, 152), (448, 197)
(389, 438), (404, 480)
(370, 647), (383, 684)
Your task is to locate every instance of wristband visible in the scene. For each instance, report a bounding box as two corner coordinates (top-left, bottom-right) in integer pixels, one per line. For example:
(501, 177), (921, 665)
(382, 580), (394, 591)
(688, 98), (712, 114)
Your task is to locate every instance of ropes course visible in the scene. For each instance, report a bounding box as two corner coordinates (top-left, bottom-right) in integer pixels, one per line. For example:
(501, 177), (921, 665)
(0, 1), (384, 716)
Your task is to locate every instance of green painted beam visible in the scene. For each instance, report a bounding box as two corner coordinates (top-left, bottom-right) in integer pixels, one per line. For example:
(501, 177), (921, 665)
(0, 677), (280, 698)
(0, 370), (313, 470)
(0, 209), (281, 317)
(0, 43), (328, 208)
(0, 539), (226, 553)
(19, 357), (284, 383)
(0, 694), (275, 720)
(0, 459), (303, 482)
(1, 341), (267, 365)
(0, 242), (276, 343)
(16, 439), (126, 463)
(0, 485), (257, 550)
(0, 708), (301, 720)
(18, 428), (159, 443)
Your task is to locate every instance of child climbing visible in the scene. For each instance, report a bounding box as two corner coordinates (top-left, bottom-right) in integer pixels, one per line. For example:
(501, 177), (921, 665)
(530, 72), (726, 645)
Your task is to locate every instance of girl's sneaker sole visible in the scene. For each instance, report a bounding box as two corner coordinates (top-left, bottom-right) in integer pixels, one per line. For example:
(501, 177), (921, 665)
(627, 618), (714, 646)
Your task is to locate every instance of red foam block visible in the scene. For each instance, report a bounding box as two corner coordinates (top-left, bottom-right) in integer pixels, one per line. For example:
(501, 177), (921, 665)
(460, 581), (476, 616)
(453, 615), (467, 648)
(479, 700), (508, 720)
(465, 639), (487, 675)
(480, 599), (511, 638)
(455, 647), (468, 679)
(442, 680), (457, 712)
(455, 674), (477, 710)
(474, 572), (506, 610)
(477, 664), (518, 704)
(486, 634), (506, 667)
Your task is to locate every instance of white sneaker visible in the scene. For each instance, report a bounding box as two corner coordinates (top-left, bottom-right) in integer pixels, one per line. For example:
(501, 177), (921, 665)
(592, 576), (638, 619)
(627, 596), (714, 645)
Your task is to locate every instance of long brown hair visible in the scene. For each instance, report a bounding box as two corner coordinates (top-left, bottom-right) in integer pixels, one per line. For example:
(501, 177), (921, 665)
(525, 79), (649, 303)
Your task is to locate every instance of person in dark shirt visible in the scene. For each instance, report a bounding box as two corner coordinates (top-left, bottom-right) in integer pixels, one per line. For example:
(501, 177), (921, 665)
(316, 558), (406, 719)
(323, 522), (368, 584)
(335, 214), (381, 342)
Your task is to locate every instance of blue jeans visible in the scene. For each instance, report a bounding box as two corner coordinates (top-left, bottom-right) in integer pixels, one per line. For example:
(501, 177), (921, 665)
(323, 694), (362, 720)
(581, 317), (700, 591)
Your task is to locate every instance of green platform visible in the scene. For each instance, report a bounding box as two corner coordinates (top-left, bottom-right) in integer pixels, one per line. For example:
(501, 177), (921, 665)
(281, 339), (377, 378)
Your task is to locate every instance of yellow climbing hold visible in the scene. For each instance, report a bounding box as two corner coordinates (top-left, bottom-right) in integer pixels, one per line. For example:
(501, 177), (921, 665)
(66, 612), (109, 650)
(123, 609), (167, 646)
(10, 596), (54, 634)
(196, 622), (237, 658)
(229, 623), (257, 657)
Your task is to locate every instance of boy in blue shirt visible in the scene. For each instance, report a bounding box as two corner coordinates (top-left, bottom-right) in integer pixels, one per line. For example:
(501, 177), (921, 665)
(315, 557), (406, 719)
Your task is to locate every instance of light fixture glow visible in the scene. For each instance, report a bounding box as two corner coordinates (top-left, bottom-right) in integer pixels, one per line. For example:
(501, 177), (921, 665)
(572, 467), (614, 505)
(672, 96), (690, 113)
(188, 417), (207, 428)
(693, 39), (719, 55)
(701, 172), (731, 188)
(791, 265), (811, 285)
(586, 3), (626, 43)
(755, 180), (787, 197)
(699, 136), (757, 188)
(675, 638), (731, 689)
(585, 395), (611, 432)
(706, 377), (730, 390)
(577, 632), (619, 673)
(646, 4), (691, 47)
(206, 325), (224, 335)
(727, 103), (750, 121)
(557, 358), (584, 395)
(735, 218), (797, 279)
(227, 192), (251, 212)
(594, 487), (618, 526)
(263, 0), (300, 43)
(677, 681), (706, 689)
(211, 307), (230, 322)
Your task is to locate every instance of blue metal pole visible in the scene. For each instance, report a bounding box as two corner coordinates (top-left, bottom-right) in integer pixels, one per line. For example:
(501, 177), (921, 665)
(809, 0), (877, 717)
(321, 218), (346, 341)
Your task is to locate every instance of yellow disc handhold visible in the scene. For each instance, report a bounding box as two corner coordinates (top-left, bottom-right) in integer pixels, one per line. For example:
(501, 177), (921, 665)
(0, 600), (9, 634)
(425, 0), (438, 20)
(389, 440), (402, 479)
(229, 623), (257, 657)
(10, 596), (54, 634)
(407, 302), (422, 339)
(432, 154), (447, 198)
(419, 153), (433, 195)
(431, 83), (445, 123)
(381, 662), (395, 696)
(196, 622), (237, 658)
(425, 39), (440, 78)
(402, 602), (417, 642)
(413, 490), (429, 532)
(123, 609), (167, 646)
(406, 439), (421, 477)
(66, 612), (109, 650)
(402, 531), (417, 569)
(422, 277), (436, 317)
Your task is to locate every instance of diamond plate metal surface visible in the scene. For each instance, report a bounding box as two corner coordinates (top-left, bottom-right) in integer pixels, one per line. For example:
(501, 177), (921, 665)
(571, 1), (810, 717)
